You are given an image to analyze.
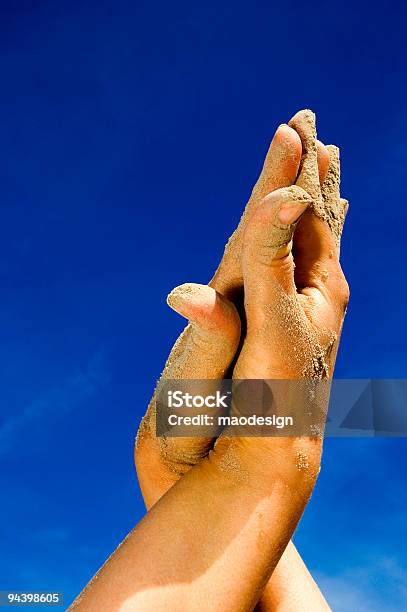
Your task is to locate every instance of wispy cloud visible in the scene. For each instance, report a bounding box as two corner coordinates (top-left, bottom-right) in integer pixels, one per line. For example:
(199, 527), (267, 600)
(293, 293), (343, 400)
(0, 348), (111, 455)
(315, 556), (407, 611)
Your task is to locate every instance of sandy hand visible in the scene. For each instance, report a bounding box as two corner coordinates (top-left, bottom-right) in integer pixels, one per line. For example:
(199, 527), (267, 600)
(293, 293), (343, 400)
(233, 183), (349, 382)
(135, 110), (347, 504)
(213, 134), (349, 495)
(234, 112), (349, 381)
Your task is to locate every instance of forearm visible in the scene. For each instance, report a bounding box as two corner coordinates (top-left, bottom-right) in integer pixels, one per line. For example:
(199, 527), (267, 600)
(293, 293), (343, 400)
(73, 437), (320, 612)
(255, 540), (330, 611)
(136, 429), (329, 611)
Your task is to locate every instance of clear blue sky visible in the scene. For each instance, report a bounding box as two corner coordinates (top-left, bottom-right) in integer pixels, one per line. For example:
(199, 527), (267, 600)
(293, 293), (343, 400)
(0, 1), (406, 609)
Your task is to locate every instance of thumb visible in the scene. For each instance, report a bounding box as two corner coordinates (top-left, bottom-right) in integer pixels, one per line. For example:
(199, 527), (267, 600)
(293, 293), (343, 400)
(242, 186), (312, 298)
(149, 283), (240, 475)
(166, 283), (241, 379)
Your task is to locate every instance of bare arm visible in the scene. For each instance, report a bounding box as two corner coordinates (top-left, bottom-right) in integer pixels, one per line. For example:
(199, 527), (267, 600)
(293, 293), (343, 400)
(135, 109), (342, 611)
(255, 541), (330, 611)
(73, 436), (322, 611)
(72, 119), (348, 609)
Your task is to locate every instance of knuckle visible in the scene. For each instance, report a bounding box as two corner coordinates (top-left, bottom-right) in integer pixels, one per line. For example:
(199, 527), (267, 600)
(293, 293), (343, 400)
(249, 231), (294, 266)
(336, 272), (350, 308)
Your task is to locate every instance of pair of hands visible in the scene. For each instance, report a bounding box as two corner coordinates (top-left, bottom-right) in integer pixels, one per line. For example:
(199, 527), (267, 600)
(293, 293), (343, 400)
(70, 109), (350, 612)
(136, 109), (349, 506)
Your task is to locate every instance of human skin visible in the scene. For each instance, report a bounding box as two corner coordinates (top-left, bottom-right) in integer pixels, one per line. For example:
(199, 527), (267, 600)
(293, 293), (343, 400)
(136, 111), (330, 485)
(71, 113), (349, 611)
(135, 111), (346, 609)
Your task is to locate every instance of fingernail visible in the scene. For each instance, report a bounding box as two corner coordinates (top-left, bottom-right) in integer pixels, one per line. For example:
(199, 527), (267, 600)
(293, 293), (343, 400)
(278, 201), (309, 225)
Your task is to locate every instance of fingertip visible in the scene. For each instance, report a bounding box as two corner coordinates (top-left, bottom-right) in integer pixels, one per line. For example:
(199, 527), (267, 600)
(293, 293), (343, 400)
(167, 282), (195, 309)
(167, 283), (210, 319)
(263, 185), (313, 211)
(326, 144), (340, 157)
(271, 124), (302, 170)
(256, 123), (302, 195)
(167, 283), (240, 340)
(249, 186), (312, 230)
(341, 198), (349, 217)
(288, 108), (316, 131)
(288, 109), (321, 201)
(274, 123), (302, 152)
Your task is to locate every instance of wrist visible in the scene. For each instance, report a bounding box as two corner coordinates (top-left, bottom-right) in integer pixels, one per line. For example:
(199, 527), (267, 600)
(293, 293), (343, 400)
(210, 435), (322, 499)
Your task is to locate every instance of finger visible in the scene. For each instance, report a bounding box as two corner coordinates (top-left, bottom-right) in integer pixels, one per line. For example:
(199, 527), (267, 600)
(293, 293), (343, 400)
(294, 145), (345, 265)
(288, 111), (338, 290)
(242, 186), (312, 303)
(166, 283), (241, 378)
(210, 124), (302, 297)
(317, 140), (330, 185)
(293, 146), (347, 300)
(252, 124), (302, 201)
(238, 187), (313, 381)
(321, 145), (348, 250)
(341, 198), (349, 219)
(288, 109), (322, 202)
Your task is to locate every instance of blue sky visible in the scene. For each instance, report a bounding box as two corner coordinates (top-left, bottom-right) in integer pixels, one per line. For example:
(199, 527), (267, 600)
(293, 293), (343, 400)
(0, 0), (406, 609)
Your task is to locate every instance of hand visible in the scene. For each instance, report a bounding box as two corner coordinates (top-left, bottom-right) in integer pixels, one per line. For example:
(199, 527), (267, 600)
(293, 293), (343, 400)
(135, 109), (345, 500)
(224, 112), (347, 612)
(234, 111), (349, 382)
(213, 111), (349, 500)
